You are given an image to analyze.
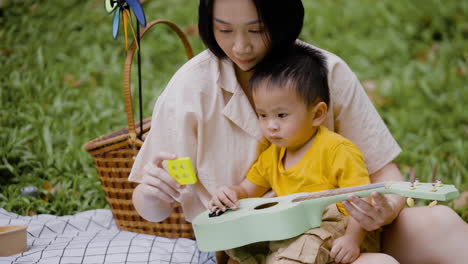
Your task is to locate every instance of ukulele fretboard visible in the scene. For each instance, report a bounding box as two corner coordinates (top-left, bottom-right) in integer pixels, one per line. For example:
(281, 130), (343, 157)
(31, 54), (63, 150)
(292, 182), (387, 202)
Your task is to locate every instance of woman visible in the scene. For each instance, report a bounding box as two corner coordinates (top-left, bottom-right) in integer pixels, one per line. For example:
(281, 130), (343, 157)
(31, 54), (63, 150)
(129, 0), (468, 263)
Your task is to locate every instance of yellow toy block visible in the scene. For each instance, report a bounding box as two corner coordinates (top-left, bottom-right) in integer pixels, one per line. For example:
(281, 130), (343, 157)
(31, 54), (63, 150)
(166, 157), (198, 185)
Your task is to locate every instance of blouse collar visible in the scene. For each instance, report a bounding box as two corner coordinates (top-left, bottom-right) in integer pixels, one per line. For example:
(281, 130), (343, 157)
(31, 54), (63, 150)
(217, 57), (263, 140)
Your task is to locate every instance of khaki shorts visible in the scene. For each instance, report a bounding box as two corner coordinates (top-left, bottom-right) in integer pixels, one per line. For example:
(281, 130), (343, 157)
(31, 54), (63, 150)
(223, 205), (381, 264)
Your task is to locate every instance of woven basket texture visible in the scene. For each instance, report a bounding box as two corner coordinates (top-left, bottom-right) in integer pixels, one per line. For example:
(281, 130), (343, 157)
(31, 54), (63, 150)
(84, 20), (195, 238)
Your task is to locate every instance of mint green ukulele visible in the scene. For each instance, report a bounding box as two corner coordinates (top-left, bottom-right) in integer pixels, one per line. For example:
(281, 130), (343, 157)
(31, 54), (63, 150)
(192, 181), (459, 252)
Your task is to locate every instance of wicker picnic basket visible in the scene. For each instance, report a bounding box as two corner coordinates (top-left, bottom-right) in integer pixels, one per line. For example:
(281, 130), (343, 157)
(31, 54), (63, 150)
(84, 20), (195, 238)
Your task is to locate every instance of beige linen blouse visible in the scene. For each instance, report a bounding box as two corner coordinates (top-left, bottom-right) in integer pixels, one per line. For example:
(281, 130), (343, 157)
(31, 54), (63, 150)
(128, 44), (401, 222)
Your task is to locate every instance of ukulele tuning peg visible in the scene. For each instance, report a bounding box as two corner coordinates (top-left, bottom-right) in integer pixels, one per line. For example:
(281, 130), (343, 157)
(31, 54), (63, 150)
(409, 168), (416, 183)
(428, 200), (438, 208)
(431, 167), (438, 185)
(430, 166), (439, 191)
(408, 168), (416, 190)
(385, 182), (393, 189)
(406, 197), (415, 208)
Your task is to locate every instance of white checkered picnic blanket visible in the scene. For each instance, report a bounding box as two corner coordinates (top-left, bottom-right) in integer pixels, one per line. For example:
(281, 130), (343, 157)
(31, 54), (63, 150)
(0, 209), (215, 264)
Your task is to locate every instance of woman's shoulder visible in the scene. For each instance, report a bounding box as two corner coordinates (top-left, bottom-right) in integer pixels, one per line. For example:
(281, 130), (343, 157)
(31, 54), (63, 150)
(168, 50), (219, 84)
(297, 40), (364, 107)
(297, 40), (356, 78)
(160, 50), (223, 99)
(297, 41), (348, 66)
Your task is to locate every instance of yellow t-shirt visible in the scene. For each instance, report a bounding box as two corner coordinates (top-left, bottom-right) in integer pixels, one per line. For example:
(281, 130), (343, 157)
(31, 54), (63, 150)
(246, 126), (370, 213)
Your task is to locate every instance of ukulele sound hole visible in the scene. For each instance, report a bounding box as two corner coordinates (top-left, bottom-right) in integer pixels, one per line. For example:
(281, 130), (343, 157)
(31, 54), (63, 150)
(254, 202), (278, 210)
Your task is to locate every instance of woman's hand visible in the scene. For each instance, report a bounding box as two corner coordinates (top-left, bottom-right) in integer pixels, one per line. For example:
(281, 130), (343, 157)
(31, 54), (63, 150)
(138, 152), (186, 204)
(330, 234), (360, 264)
(343, 162), (405, 231)
(342, 192), (400, 231)
(208, 185), (239, 212)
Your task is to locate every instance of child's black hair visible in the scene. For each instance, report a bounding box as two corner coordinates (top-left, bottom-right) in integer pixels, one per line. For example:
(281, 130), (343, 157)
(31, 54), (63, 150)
(249, 43), (329, 108)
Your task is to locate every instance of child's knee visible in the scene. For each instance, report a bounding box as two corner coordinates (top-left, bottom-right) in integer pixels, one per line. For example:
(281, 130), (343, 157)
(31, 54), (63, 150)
(375, 253), (399, 264)
(353, 253), (399, 264)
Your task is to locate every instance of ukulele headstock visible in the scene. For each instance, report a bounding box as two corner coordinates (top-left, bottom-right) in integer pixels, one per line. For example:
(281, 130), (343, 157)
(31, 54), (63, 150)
(384, 181), (459, 201)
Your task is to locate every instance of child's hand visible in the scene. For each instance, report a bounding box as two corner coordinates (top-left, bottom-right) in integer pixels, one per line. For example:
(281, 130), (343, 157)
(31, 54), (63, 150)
(208, 185), (239, 212)
(330, 234), (360, 264)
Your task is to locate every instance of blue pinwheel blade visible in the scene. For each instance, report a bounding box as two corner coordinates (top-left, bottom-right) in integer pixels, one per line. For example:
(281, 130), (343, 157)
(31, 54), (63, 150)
(126, 0), (147, 27)
(112, 6), (121, 39)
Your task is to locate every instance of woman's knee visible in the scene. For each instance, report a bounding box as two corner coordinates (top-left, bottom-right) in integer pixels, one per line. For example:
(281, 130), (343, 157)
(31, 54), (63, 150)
(397, 205), (463, 227)
(428, 205), (464, 224)
(383, 205), (464, 245)
(381, 205), (466, 263)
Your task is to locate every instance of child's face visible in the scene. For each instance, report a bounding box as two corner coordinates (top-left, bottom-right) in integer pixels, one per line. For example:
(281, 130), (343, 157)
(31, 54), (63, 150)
(253, 83), (318, 150)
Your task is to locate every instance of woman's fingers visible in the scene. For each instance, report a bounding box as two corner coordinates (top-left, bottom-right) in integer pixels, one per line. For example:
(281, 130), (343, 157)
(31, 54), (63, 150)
(153, 151), (177, 167)
(141, 168), (181, 198)
(139, 152), (188, 203)
(144, 164), (182, 188)
(342, 200), (377, 231)
(139, 183), (176, 203)
(371, 192), (390, 211)
(370, 192), (396, 226)
(346, 195), (376, 216)
(150, 152), (182, 189)
(343, 194), (393, 231)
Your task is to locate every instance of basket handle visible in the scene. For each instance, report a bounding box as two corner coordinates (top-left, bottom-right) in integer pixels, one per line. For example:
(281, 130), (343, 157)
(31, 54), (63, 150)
(123, 20), (194, 145)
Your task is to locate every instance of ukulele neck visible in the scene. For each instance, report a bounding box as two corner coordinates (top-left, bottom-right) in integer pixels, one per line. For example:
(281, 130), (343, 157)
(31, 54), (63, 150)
(292, 182), (388, 203)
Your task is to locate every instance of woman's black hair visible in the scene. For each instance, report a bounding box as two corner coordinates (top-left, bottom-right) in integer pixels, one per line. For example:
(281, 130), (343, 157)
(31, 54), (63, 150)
(198, 0), (304, 60)
(249, 43), (330, 108)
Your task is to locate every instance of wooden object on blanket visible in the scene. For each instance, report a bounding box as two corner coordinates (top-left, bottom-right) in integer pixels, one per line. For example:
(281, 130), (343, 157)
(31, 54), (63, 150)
(192, 181), (460, 252)
(84, 20), (195, 238)
(0, 225), (27, 256)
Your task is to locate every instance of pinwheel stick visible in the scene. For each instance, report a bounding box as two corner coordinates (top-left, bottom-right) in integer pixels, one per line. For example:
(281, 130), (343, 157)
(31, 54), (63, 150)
(136, 20), (143, 138)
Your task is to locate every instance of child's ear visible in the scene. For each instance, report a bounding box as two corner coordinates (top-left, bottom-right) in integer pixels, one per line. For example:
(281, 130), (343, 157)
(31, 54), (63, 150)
(312, 102), (327, 126)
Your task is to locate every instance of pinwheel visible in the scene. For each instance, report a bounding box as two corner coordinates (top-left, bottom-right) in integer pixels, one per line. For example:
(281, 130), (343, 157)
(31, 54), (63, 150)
(105, 0), (147, 50)
(105, 0), (147, 136)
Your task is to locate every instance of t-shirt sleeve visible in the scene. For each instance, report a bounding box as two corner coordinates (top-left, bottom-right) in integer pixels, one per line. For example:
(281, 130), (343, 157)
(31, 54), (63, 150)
(331, 142), (371, 188)
(331, 142), (371, 215)
(328, 57), (401, 174)
(245, 148), (272, 189)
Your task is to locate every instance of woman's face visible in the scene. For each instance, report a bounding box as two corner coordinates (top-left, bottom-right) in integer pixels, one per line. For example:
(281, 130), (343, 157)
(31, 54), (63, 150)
(212, 0), (270, 72)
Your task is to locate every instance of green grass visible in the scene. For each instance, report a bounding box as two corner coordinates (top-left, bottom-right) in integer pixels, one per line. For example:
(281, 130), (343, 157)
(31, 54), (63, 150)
(1, 0), (466, 220)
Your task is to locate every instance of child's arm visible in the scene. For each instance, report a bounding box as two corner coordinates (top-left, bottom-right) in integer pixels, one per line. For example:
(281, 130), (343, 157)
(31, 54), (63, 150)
(208, 179), (269, 212)
(330, 208), (367, 263)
